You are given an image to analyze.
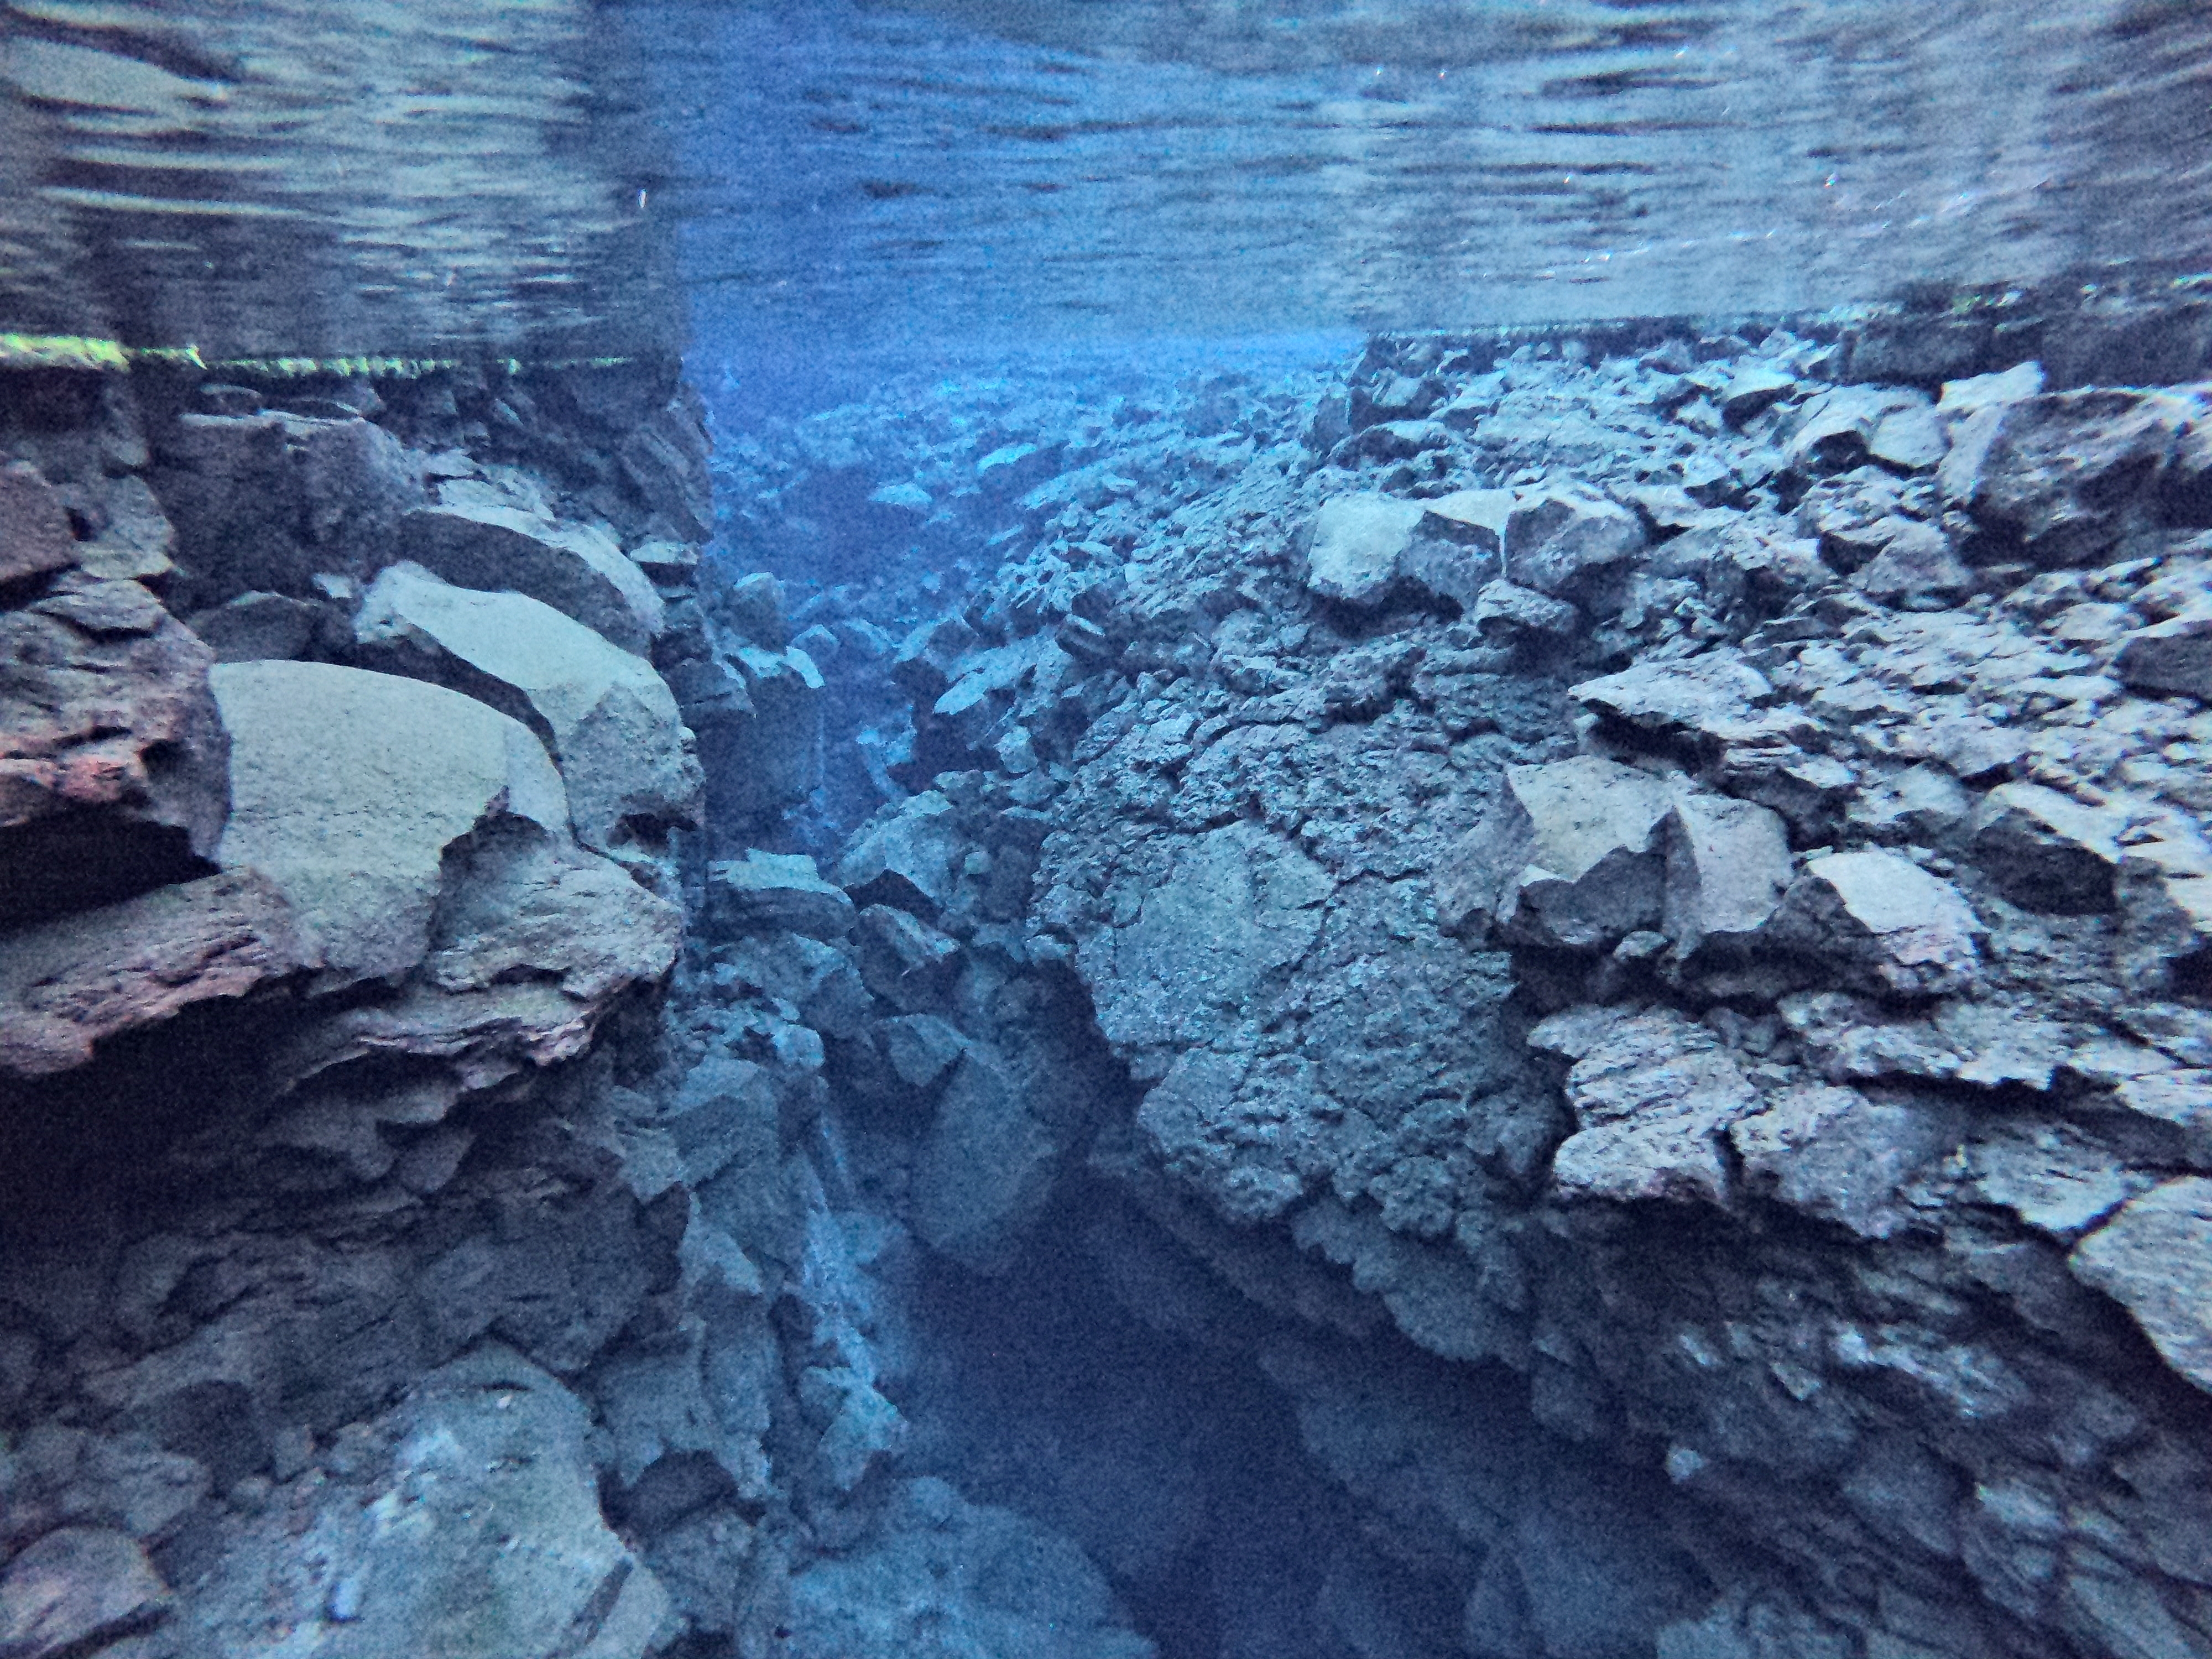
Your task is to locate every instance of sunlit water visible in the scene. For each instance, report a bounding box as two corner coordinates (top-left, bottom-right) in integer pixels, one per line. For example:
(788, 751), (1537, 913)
(4, 0), (2208, 358)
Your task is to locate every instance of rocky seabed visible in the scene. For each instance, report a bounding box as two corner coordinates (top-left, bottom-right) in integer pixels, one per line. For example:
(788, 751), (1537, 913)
(3, 302), (2212, 1659)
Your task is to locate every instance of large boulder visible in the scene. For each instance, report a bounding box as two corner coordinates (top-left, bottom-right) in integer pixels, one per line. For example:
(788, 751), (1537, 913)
(390, 503), (664, 655)
(1662, 793), (1793, 958)
(1302, 494), (1425, 609)
(693, 644), (823, 834)
(1, 569), (228, 928)
(0, 458), (79, 583)
(0, 1525), (172, 1658)
(1967, 782), (2124, 914)
(1504, 486), (1645, 598)
(149, 412), (425, 612)
(0, 871), (304, 1078)
(1436, 758), (1673, 950)
(353, 562), (702, 852)
(1767, 849), (1983, 997)
(153, 1345), (671, 1659)
(912, 1047), (1061, 1274)
(1938, 388), (2189, 566)
(1533, 1007), (1760, 1207)
(212, 660), (568, 987)
(2114, 612), (2212, 701)
(709, 849), (855, 941)
(833, 791), (964, 917)
(209, 663), (677, 1043)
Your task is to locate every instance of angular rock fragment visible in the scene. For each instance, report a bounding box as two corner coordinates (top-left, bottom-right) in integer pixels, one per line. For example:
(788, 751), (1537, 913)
(1938, 360), (2045, 416)
(1967, 782), (2123, 913)
(1420, 487), (1516, 554)
(834, 791), (962, 916)
(392, 503), (664, 654)
(1719, 364), (1796, 424)
(354, 561), (702, 851)
(2113, 612), (2212, 700)
(2116, 832), (2212, 993)
(1504, 486), (1645, 598)
(0, 1525), (171, 1657)
(1866, 404), (1949, 473)
(1470, 578), (1578, 642)
(1, 575), (229, 927)
(212, 660), (571, 986)
(1785, 386), (1926, 473)
(150, 411), (425, 611)
(0, 871), (304, 1077)
(1538, 1007), (1760, 1207)
(1663, 793), (1793, 957)
(184, 589), (323, 662)
(1855, 520), (1973, 605)
(1731, 1083), (1960, 1239)
(709, 849), (855, 941)
(1302, 494), (1426, 608)
(1437, 757), (1673, 949)
(695, 640), (823, 831)
(1768, 849), (1983, 996)
(853, 904), (962, 1013)
(2070, 1177), (2212, 1393)
(915, 1047), (1060, 1272)
(0, 459), (79, 583)
(1939, 388), (2188, 566)
(1569, 650), (1775, 751)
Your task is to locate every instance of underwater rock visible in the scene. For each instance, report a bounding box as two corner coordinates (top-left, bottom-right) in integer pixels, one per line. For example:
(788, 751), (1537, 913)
(150, 411), (426, 613)
(0, 460), (80, 584)
(0, 870), (304, 1078)
(0, 572), (229, 929)
(354, 561), (703, 852)
(1939, 388), (2189, 566)
(392, 502), (664, 654)
(709, 849), (856, 941)
(2070, 1178), (2212, 1393)
(1966, 781), (2124, 914)
(1437, 757), (1673, 950)
(1302, 493), (1426, 609)
(0, 1525), (172, 1658)
(1768, 849), (1983, 997)
(1502, 484), (1645, 598)
(1536, 1006), (1760, 1207)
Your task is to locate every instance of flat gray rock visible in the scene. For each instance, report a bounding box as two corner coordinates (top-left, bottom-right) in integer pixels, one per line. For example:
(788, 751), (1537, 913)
(710, 849), (855, 941)
(1968, 781), (2124, 914)
(393, 503), (664, 654)
(1303, 494), (1425, 608)
(1438, 757), (1674, 950)
(1768, 848), (1983, 997)
(0, 1526), (171, 1659)
(355, 561), (702, 852)
(1663, 792), (1793, 957)
(1504, 486), (1645, 597)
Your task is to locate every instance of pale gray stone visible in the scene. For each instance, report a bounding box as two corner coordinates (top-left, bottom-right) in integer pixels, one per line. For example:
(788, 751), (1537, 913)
(1768, 849), (1983, 997)
(1303, 494), (1426, 608)
(354, 562), (702, 851)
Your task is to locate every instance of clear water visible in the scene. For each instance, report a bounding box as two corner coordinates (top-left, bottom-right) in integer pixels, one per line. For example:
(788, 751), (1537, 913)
(4, 0), (2209, 359)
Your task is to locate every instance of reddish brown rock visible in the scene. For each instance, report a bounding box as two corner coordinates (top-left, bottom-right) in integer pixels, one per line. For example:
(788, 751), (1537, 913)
(0, 870), (305, 1077)
(0, 1525), (173, 1657)
(0, 577), (229, 927)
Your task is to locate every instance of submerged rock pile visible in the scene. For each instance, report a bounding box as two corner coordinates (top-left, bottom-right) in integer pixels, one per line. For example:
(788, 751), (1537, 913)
(741, 322), (2212, 1658)
(6, 302), (2212, 1659)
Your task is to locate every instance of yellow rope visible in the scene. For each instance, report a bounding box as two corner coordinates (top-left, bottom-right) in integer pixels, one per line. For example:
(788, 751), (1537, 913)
(1, 333), (638, 376)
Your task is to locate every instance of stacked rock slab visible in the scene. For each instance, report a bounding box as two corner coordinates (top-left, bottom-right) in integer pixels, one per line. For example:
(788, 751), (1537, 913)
(0, 359), (727, 1659)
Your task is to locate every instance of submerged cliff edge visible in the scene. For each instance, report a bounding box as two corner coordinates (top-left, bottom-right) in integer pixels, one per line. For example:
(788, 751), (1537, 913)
(3, 293), (2212, 1659)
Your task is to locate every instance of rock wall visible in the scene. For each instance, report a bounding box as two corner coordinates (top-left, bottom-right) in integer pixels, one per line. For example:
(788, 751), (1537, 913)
(720, 320), (2212, 1658)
